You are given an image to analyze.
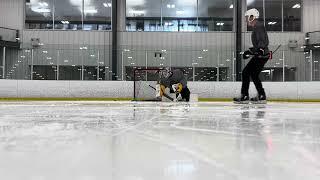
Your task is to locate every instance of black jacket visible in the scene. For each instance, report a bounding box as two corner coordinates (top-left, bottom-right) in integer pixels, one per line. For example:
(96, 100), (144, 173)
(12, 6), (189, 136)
(251, 21), (269, 54)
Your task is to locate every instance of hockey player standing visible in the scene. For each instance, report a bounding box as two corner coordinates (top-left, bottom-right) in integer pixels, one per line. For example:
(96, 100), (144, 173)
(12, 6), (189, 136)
(234, 8), (270, 104)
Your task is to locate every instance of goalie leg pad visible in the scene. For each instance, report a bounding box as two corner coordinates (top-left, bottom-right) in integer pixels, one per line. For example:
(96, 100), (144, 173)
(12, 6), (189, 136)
(156, 84), (166, 98)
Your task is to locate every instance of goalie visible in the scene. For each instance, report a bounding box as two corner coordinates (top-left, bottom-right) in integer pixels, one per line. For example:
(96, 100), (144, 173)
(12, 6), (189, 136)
(156, 69), (190, 102)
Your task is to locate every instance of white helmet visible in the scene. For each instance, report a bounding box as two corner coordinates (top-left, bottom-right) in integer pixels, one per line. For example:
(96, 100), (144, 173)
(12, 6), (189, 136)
(245, 8), (259, 22)
(160, 67), (172, 79)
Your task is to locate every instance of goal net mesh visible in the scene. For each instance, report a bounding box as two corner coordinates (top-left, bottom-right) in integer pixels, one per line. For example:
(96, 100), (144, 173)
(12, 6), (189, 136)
(133, 68), (168, 101)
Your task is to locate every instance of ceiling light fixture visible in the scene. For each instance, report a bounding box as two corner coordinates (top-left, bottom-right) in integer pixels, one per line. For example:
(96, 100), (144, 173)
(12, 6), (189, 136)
(61, 21), (70, 24)
(129, 10), (145, 16)
(103, 2), (112, 7)
(84, 9), (98, 14)
(268, 22), (277, 25)
(167, 4), (175, 8)
(129, 10), (145, 15)
(176, 10), (184, 15)
(292, 4), (301, 8)
(31, 7), (51, 13)
(39, 2), (49, 7)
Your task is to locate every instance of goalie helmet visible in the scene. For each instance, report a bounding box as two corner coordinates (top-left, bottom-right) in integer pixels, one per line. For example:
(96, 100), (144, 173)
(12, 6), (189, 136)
(163, 67), (172, 78)
(245, 8), (259, 22)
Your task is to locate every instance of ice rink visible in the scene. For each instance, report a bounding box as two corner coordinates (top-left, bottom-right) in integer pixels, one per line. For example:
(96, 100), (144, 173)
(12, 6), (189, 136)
(0, 101), (320, 180)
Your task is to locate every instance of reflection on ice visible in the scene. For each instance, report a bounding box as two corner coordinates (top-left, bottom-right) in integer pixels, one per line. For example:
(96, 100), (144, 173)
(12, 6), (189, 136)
(0, 101), (320, 180)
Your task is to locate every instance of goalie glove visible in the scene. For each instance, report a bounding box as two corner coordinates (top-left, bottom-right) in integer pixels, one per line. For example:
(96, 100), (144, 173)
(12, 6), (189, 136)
(172, 83), (183, 93)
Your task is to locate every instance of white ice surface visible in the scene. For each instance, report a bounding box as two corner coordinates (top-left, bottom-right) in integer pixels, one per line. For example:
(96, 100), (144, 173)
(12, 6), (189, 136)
(0, 101), (320, 180)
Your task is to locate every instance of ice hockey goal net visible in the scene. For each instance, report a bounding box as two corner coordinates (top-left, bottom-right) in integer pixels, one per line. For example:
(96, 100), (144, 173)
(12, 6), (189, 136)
(133, 68), (168, 101)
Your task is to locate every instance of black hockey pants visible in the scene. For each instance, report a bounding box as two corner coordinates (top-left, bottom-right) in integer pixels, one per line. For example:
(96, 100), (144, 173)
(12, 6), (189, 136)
(241, 57), (268, 96)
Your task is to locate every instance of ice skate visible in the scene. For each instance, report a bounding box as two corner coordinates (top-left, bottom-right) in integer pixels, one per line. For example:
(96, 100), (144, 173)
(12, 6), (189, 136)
(233, 94), (250, 104)
(250, 94), (267, 104)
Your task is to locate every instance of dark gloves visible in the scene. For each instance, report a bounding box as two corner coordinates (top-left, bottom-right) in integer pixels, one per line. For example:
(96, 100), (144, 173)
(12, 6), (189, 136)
(243, 48), (267, 59)
(255, 48), (265, 56)
(243, 50), (253, 59)
(249, 47), (265, 56)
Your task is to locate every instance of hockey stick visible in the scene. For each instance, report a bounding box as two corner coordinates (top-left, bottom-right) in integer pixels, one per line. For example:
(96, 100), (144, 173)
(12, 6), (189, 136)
(148, 85), (174, 101)
(268, 44), (282, 59)
(242, 44), (282, 59)
(272, 44), (282, 55)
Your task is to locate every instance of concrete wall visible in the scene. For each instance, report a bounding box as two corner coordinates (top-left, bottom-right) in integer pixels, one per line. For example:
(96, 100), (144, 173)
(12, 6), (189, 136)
(21, 30), (113, 66)
(0, 80), (320, 100)
(22, 30), (112, 47)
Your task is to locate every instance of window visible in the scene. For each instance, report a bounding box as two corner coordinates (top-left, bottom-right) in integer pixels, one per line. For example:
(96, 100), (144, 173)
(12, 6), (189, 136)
(198, 0), (234, 31)
(25, 0), (112, 30)
(126, 0), (161, 31)
(33, 66), (57, 80)
(82, 49), (99, 80)
(283, 0), (301, 31)
(25, 0), (54, 29)
(59, 66), (82, 80)
(126, 0), (234, 32)
(162, 0), (197, 32)
(58, 49), (81, 80)
(84, 0), (112, 31)
(54, 0), (83, 30)
(246, 0), (301, 32)
(265, 0), (282, 31)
